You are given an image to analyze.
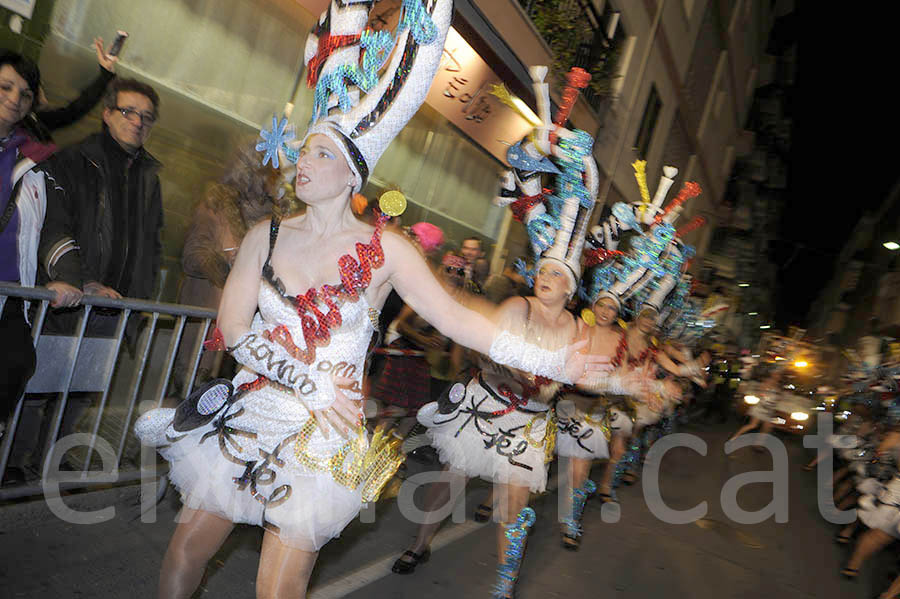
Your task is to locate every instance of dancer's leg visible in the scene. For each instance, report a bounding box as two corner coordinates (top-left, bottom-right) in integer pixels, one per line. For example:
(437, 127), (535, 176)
(256, 531), (318, 599)
(568, 457), (592, 494)
(845, 527), (894, 571)
(879, 571), (900, 598)
(837, 492), (859, 511)
(158, 508), (235, 599)
(599, 434), (625, 495)
(494, 483), (533, 596)
(560, 457), (592, 527)
(402, 466), (468, 557)
(727, 418), (760, 442)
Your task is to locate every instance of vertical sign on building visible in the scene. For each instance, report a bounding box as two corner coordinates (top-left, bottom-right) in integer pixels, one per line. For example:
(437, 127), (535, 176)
(364, 0), (533, 164)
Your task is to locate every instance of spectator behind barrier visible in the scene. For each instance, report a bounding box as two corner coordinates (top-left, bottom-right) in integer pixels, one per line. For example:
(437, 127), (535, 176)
(38, 77), (163, 339)
(0, 52), (57, 431)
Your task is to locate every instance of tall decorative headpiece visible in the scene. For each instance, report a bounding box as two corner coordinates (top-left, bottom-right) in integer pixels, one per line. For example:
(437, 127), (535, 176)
(492, 66), (600, 291)
(582, 161), (706, 322)
(257, 0), (452, 193)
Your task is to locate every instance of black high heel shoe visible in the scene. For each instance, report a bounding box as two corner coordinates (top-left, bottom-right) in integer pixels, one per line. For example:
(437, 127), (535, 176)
(474, 503), (493, 523)
(561, 530), (581, 550)
(391, 548), (431, 575)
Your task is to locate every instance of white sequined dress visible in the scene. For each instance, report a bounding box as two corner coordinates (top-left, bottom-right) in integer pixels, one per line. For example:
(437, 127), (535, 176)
(135, 220), (383, 552)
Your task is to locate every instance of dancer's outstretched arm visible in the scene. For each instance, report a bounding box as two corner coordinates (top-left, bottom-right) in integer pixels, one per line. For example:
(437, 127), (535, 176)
(380, 231), (607, 384)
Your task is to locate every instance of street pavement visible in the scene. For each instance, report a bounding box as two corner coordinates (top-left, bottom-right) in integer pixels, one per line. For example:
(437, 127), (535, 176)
(0, 420), (894, 598)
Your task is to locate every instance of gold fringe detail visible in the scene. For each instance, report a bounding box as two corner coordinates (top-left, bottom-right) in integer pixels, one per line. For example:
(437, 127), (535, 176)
(292, 420), (405, 503)
(360, 423), (406, 503)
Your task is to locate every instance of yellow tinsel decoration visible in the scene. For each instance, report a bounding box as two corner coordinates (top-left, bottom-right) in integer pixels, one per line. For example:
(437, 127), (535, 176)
(632, 159), (651, 204)
(490, 83), (549, 157)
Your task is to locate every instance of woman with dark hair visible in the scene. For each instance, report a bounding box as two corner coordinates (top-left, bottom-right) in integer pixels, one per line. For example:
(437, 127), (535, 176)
(0, 51), (66, 444)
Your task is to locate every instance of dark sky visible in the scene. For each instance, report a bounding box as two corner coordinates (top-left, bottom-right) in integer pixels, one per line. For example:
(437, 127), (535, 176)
(771, 11), (895, 329)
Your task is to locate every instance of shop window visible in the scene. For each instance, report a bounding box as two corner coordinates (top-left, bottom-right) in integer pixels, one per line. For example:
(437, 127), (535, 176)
(633, 85), (661, 159)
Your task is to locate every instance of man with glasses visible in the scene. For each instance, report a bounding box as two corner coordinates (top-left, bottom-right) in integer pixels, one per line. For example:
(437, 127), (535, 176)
(39, 77), (162, 319)
(22, 79), (163, 471)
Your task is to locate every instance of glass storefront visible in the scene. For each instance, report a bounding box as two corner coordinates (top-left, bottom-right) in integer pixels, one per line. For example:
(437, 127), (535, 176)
(40, 0), (508, 301)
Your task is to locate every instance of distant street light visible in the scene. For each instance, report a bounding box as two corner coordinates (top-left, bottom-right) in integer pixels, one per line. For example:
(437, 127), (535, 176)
(748, 312), (758, 316)
(794, 360), (809, 368)
(738, 282), (750, 287)
(760, 324), (772, 329)
(884, 241), (900, 251)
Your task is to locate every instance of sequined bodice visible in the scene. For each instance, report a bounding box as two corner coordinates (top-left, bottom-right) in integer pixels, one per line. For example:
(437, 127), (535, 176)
(256, 280), (376, 395)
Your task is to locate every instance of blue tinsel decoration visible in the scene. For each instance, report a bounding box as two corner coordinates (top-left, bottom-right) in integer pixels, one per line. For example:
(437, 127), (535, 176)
(562, 479), (597, 537)
(492, 506), (536, 598)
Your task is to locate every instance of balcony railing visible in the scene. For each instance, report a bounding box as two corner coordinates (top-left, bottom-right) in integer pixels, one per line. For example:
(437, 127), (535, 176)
(517, 0), (622, 118)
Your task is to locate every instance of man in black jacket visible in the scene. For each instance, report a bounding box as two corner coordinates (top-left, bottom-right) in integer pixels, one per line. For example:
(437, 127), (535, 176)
(23, 78), (163, 471)
(39, 77), (163, 319)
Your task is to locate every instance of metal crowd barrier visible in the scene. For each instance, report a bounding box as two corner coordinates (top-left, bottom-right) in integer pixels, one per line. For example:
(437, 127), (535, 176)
(0, 282), (217, 501)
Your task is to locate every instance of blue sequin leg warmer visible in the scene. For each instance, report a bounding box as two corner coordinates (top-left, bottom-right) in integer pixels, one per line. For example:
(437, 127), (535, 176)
(562, 479), (597, 538)
(492, 507), (536, 599)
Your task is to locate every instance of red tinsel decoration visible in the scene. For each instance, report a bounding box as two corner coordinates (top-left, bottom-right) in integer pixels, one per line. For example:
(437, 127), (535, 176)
(553, 67), (591, 128)
(628, 344), (658, 368)
(490, 377), (550, 417)
(203, 327), (226, 351)
(509, 188), (551, 222)
(656, 182), (702, 224)
(612, 332), (627, 369)
(264, 211), (389, 365)
(306, 33), (363, 87)
(236, 375), (268, 395)
(492, 384), (528, 417)
(583, 248), (624, 267)
(676, 216), (706, 238)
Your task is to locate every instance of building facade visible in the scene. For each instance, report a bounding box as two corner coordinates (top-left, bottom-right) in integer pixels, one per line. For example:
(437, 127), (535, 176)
(807, 182), (900, 346)
(3, 0), (787, 306)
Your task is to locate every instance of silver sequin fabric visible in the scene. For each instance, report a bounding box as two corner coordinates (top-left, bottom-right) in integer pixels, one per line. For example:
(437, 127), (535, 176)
(134, 282), (376, 551)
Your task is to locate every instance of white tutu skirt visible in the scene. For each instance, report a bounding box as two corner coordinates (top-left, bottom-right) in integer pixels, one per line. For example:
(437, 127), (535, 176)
(555, 394), (610, 460)
(857, 478), (885, 496)
(417, 372), (554, 493)
(635, 403), (664, 428)
(749, 404), (774, 422)
(134, 371), (365, 552)
(858, 498), (900, 539)
(859, 477), (900, 539)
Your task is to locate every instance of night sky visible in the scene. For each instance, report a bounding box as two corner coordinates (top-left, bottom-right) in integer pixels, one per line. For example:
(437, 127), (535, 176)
(772, 12), (895, 330)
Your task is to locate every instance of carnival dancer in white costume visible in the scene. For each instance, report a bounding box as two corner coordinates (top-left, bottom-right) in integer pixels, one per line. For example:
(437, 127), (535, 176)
(841, 430), (900, 580)
(134, 3), (607, 598)
(727, 363), (782, 446)
(392, 65), (642, 598)
(578, 162), (707, 491)
(555, 291), (631, 549)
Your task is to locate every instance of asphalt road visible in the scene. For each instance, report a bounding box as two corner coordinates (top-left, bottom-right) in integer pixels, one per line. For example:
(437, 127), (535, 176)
(0, 419), (894, 598)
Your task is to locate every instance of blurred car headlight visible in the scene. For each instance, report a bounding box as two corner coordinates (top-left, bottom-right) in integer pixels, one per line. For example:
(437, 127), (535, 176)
(791, 412), (809, 421)
(744, 395), (760, 405)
